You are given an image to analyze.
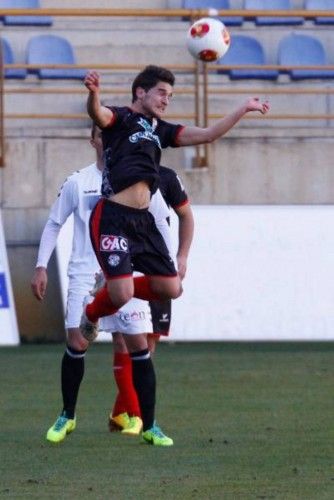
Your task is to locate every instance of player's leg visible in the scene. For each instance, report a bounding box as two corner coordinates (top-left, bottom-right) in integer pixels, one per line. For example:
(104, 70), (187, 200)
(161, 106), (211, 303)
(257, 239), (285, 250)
(133, 274), (182, 301)
(84, 276), (134, 325)
(47, 283), (90, 443)
(147, 299), (172, 353)
(83, 200), (181, 332)
(100, 295), (152, 435)
(123, 333), (173, 446)
(109, 331), (141, 432)
(46, 328), (89, 443)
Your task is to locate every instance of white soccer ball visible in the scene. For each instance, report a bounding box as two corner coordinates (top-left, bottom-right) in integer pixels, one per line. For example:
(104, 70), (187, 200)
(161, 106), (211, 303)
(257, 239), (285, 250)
(186, 17), (231, 62)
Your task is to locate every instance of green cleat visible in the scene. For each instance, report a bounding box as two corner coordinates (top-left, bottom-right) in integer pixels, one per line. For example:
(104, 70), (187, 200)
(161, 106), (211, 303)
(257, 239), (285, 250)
(121, 416), (143, 436)
(142, 423), (173, 446)
(46, 414), (76, 443)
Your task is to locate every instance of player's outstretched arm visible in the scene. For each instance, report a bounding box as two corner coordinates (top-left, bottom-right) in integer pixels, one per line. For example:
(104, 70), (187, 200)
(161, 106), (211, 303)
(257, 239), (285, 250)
(177, 97), (270, 146)
(84, 70), (114, 128)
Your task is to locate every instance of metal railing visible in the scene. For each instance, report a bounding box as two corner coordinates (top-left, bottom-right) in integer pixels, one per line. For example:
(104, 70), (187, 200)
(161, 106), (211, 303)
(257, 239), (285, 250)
(0, 8), (334, 19)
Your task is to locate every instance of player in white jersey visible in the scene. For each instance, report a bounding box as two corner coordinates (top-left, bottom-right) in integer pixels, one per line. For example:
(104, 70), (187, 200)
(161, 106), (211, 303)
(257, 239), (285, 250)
(31, 124), (191, 446)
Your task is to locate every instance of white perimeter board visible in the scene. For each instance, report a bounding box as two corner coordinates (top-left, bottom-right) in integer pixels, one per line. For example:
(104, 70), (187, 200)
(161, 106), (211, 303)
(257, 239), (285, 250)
(57, 206), (334, 342)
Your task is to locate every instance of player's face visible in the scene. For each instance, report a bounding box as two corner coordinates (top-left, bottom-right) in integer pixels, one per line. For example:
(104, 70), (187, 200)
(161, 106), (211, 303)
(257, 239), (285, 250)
(137, 82), (173, 119)
(90, 128), (104, 163)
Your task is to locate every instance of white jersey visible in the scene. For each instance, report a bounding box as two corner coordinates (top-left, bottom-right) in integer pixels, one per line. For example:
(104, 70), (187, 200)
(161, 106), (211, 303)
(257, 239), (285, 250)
(149, 189), (173, 257)
(49, 163), (102, 277)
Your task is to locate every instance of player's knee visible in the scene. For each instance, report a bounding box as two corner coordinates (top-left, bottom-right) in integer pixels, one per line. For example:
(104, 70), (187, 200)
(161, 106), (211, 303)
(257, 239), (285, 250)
(67, 328), (90, 351)
(110, 290), (133, 308)
(170, 281), (183, 299)
(112, 332), (127, 352)
(106, 283), (133, 308)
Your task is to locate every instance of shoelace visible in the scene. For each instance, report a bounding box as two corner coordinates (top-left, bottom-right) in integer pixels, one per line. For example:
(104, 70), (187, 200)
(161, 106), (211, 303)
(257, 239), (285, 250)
(54, 416), (68, 431)
(151, 425), (165, 438)
(128, 417), (136, 426)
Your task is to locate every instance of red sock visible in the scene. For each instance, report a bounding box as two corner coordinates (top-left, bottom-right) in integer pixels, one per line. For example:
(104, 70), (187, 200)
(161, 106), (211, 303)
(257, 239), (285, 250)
(133, 276), (161, 301)
(112, 393), (126, 416)
(112, 352), (141, 417)
(86, 286), (119, 323)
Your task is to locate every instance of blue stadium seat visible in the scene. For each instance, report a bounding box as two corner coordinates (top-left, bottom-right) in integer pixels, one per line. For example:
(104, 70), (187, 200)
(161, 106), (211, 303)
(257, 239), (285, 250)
(26, 35), (86, 80)
(1, 38), (27, 79)
(182, 0), (243, 26)
(278, 33), (334, 80)
(305, 0), (334, 25)
(244, 0), (304, 25)
(216, 35), (279, 80)
(0, 0), (52, 26)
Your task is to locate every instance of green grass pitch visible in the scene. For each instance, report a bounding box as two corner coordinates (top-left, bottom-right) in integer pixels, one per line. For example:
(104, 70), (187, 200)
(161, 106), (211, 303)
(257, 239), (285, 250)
(1, 342), (334, 499)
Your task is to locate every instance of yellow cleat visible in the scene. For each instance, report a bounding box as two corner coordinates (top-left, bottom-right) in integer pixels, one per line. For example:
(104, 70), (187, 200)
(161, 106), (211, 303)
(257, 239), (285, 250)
(121, 416), (143, 436)
(46, 414), (76, 443)
(108, 412), (130, 432)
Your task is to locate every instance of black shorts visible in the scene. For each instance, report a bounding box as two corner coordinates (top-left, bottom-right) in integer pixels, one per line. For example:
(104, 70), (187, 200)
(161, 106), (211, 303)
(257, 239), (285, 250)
(149, 300), (172, 336)
(89, 198), (177, 279)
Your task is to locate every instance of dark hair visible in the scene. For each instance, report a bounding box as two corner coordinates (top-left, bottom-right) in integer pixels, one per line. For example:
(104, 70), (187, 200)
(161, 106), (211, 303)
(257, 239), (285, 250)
(131, 65), (175, 103)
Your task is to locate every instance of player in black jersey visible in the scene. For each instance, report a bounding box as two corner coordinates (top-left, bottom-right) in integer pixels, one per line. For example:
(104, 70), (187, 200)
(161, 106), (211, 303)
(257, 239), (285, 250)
(147, 165), (193, 348)
(81, 64), (269, 445)
(82, 65), (269, 320)
(104, 165), (194, 442)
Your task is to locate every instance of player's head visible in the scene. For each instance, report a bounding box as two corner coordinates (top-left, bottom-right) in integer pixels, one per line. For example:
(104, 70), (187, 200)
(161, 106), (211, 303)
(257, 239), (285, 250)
(131, 65), (175, 118)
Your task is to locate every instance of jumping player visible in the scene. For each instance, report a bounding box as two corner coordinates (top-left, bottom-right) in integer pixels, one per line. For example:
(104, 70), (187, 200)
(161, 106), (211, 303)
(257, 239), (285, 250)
(82, 65), (269, 327)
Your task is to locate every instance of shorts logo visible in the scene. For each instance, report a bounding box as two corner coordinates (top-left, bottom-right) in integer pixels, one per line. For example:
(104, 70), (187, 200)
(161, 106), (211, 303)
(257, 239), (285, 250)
(119, 311), (147, 322)
(100, 235), (128, 252)
(108, 254), (120, 267)
(160, 313), (170, 323)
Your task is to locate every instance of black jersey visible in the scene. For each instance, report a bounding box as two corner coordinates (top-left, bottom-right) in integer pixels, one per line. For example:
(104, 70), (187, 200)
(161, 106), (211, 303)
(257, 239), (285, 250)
(159, 165), (188, 209)
(101, 106), (183, 197)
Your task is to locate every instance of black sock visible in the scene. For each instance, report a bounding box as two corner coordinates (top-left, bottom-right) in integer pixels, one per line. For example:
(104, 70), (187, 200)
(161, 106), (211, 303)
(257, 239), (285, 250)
(61, 345), (86, 419)
(131, 349), (156, 431)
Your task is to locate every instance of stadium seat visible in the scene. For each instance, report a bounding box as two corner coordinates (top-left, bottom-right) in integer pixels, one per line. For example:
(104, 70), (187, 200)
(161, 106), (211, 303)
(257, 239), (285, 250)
(1, 38), (27, 79)
(278, 33), (334, 80)
(216, 35), (279, 80)
(244, 0), (304, 25)
(182, 0), (244, 26)
(0, 0), (52, 26)
(26, 35), (86, 80)
(304, 0), (334, 25)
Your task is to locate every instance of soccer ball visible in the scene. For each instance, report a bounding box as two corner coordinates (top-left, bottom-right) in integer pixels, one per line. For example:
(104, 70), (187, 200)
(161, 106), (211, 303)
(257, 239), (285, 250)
(186, 17), (231, 62)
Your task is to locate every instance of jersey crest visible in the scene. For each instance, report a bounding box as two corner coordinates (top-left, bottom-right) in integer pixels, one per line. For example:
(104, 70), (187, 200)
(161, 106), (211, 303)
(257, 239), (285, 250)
(129, 117), (162, 150)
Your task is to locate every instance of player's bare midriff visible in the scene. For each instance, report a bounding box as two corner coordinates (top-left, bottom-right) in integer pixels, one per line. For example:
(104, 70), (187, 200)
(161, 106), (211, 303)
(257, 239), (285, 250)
(109, 181), (151, 209)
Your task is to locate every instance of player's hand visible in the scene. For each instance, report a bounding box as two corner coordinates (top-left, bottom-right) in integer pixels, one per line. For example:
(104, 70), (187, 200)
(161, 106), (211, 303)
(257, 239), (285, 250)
(177, 255), (188, 280)
(245, 97), (270, 115)
(84, 70), (100, 93)
(31, 267), (48, 301)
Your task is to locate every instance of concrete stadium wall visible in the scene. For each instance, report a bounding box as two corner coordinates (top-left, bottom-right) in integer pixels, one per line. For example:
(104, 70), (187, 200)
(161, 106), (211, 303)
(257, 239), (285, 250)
(2, 126), (334, 244)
